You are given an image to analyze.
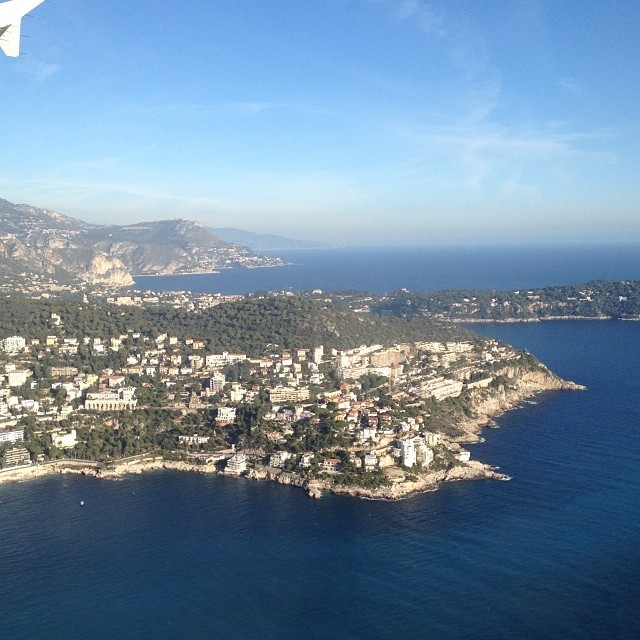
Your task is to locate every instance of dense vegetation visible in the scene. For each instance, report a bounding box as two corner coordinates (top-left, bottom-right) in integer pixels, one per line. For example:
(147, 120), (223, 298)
(372, 280), (640, 321)
(0, 294), (470, 354)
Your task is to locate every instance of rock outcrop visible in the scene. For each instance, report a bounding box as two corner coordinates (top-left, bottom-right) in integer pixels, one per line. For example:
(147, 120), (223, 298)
(456, 365), (586, 441)
(78, 254), (134, 286)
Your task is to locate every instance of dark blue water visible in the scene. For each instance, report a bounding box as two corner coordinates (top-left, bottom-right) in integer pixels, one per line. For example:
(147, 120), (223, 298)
(3, 248), (640, 639)
(133, 243), (640, 294)
(2, 325), (639, 639)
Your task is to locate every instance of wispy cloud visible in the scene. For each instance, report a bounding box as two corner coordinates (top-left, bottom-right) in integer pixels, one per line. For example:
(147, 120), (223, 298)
(394, 0), (446, 37)
(373, 0), (500, 124)
(392, 116), (617, 195)
(559, 77), (582, 96)
(103, 101), (316, 122)
(378, 0), (490, 75)
(369, 1), (617, 195)
(17, 59), (61, 82)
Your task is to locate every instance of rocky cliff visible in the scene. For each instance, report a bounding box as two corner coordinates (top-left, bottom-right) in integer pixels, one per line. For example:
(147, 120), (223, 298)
(458, 364), (586, 441)
(251, 361), (586, 501)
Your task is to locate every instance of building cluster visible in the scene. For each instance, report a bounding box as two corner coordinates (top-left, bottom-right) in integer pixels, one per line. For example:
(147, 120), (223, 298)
(1, 302), (519, 481)
(105, 291), (245, 312)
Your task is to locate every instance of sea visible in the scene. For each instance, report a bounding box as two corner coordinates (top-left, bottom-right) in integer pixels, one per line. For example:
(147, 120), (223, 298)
(133, 243), (640, 295)
(2, 243), (640, 639)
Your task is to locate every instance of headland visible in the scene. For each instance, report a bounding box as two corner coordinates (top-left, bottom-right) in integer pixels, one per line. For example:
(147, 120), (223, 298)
(0, 287), (584, 500)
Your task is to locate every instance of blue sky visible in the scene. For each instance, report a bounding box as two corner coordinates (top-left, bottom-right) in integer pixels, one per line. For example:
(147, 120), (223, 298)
(1, 0), (638, 245)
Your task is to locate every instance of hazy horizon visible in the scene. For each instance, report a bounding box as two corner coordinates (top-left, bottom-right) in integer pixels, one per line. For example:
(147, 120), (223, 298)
(1, 0), (638, 245)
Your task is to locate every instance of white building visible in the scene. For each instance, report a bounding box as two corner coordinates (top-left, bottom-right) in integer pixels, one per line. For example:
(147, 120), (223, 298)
(216, 407), (236, 425)
(399, 438), (417, 468)
(84, 387), (137, 411)
(360, 425), (378, 441)
(207, 372), (226, 393)
(225, 453), (247, 474)
(52, 429), (77, 449)
(420, 377), (463, 401)
(205, 352), (247, 367)
(268, 386), (310, 403)
(228, 384), (246, 403)
(414, 438), (434, 467)
(0, 428), (24, 443)
(300, 452), (315, 468)
(363, 452), (378, 472)
(424, 432), (441, 447)
(1, 336), (26, 353)
(269, 451), (292, 468)
(179, 434), (210, 445)
(312, 346), (324, 364)
(446, 342), (473, 353)
(419, 341), (446, 352)
(3, 446), (30, 466)
(337, 364), (370, 381)
(7, 370), (29, 387)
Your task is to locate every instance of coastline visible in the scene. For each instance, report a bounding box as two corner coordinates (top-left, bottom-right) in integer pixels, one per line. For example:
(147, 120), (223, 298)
(131, 261), (291, 279)
(454, 315), (616, 323)
(0, 457), (217, 485)
(0, 454), (505, 500)
(131, 270), (220, 278)
(0, 368), (584, 500)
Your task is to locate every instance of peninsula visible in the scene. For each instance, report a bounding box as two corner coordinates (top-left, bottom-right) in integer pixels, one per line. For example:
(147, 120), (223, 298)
(0, 290), (584, 499)
(367, 280), (640, 322)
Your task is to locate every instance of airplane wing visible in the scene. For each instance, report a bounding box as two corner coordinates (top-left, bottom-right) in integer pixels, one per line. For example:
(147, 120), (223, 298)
(0, 21), (21, 57)
(0, 0), (46, 57)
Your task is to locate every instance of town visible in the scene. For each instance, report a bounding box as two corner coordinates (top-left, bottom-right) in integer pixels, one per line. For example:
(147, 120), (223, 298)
(0, 287), (547, 496)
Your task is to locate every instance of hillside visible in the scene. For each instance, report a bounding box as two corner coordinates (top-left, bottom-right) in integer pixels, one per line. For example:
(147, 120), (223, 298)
(370, 279), (640, 321)
(0, 293), (471, 355)
(0, 199), (284, 286)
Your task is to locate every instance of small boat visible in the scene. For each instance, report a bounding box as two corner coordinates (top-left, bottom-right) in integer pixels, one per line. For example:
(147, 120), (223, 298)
(80, 500), (85, 506)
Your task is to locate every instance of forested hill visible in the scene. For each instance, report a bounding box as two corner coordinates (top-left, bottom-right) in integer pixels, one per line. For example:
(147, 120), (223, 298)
(0, 295), (471, 355)
(371, 280), (640, 321)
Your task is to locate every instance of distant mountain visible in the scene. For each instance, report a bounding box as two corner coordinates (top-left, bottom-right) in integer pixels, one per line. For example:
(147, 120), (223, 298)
(0, 198), (284, 286)
(209, 227), (325, 251)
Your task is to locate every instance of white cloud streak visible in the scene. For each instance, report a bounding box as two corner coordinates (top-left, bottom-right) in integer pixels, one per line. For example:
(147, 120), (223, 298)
(394, 0), (446, 36)
(559, 77), (582, 96)
(0, 169), (367, 229)
(370, 1), (617, 195)
(102, 101), (318, 122)
(17, 59), (61, 82)
(397, 120), (616, 193)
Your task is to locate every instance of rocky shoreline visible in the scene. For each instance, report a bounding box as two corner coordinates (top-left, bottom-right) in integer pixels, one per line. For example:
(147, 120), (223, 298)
(454, 366), (585, 441)
(0, 456), (505, 501)
(0, 367), (585, 500)
(0, 367), (584, 500)
(248, 460), (508, 500)
(452, 315), (615, 323)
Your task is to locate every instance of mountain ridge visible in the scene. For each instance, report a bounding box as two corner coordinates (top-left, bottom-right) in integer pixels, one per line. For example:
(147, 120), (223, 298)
(0, 198), (284, 286)
(209, 226), (325, 251)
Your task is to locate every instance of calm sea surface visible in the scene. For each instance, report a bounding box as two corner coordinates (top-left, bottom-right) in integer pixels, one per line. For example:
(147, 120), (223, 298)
(133, 243), (640, 294)
(3, 245), (640, 639)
